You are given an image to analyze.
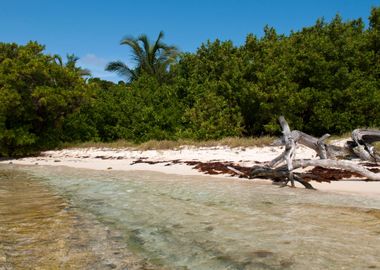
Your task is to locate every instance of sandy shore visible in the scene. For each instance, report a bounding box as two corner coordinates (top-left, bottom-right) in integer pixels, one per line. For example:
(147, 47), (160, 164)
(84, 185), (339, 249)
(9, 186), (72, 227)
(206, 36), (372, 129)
(1, 145), (380, 197)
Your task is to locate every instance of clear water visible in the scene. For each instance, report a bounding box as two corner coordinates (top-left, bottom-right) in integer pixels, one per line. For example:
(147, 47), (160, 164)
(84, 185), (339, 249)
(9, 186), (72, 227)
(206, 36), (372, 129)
(1, 164), (380, 269)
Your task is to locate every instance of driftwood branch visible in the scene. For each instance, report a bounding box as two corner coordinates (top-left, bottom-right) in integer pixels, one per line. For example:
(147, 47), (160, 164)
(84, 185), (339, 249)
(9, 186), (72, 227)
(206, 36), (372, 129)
(291, 159), (380, 181)
(276, 128), (380, 162)
(351, 129), (380, 163)
(279, 116), (296, 186)
(253, 116), (380, 189)
(250, 165), (316, 189)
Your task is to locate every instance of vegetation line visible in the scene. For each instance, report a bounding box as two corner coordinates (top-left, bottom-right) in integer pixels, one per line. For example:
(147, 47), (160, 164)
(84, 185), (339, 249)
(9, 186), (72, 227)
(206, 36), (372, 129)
(59, 137), (275, 151)
(0, 7), (379, 157)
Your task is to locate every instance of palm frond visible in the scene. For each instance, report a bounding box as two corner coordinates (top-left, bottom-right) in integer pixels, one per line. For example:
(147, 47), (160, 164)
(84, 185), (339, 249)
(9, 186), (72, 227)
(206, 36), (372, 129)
(66, 53), (79, 63)
(105, 60), (136, 81)
(136, 34), (154, 73)
(79, 68), (91, 77)
(152, 31), (165, 59)
(120, 37), (144, 63)
(66, 54), (80, 69)
(137, 34), (150, 59)
(52, 54), (63, 66)
(108, 31), (180, 82)
(156, 47), (179, 66)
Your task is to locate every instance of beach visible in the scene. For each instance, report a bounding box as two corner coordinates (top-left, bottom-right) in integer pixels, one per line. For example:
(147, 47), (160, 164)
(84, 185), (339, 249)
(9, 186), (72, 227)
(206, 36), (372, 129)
(2, 144), (380, 197)
(2, 145), (380, 269)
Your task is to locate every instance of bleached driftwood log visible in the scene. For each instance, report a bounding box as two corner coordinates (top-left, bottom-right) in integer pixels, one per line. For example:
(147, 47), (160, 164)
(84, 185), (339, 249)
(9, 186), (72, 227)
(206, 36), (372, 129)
(251, 116), (380, 189)
(250, 165), (316, 189)
(351, 129), (380, 163)
(269, 116), (296, 186)
(292, 159), (380, 181)
(275, 130), (355, 159)
(274, 127), (380, 162)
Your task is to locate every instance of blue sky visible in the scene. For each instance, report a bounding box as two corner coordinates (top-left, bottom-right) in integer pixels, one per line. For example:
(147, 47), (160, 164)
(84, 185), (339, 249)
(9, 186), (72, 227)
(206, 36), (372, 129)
(1, 0), (379, 82)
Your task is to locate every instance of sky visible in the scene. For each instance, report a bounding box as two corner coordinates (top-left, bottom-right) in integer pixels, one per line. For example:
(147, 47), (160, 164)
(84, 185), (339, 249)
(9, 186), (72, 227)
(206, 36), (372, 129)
(1, 0), (379, 82)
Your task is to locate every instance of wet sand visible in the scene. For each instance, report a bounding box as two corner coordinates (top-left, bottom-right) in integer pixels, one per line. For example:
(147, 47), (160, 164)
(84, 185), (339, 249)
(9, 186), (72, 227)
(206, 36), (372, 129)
(0, 169), (160, 270)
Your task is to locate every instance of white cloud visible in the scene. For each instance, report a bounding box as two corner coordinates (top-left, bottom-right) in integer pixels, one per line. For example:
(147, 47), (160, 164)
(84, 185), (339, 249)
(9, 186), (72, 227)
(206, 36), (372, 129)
(77, 53), (123, 82)
(78, 53), (108, 67)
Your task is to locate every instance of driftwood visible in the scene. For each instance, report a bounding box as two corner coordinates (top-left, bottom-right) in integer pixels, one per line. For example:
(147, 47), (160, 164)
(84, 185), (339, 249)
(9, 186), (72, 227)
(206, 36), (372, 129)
(250, 165), (316, 189)
(269, 116), (296, 186)
(251, 116), (380, 189)
(292, 159), (380, 181)
(274, 128), (380, 162)
(351, 129), (380, 162)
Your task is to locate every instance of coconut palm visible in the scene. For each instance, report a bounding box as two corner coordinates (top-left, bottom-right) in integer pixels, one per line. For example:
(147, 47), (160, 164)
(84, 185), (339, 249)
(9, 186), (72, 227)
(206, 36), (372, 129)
(105, 31), (179, 82)
(65, 54), (91, 77)
(53, 54), (91, 77)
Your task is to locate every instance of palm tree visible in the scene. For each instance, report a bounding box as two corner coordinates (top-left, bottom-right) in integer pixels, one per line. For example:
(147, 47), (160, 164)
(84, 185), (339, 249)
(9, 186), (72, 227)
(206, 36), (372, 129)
(53, 54), (91, 77)
(105, 31), (179, 82)
(65, 54), (91, 77)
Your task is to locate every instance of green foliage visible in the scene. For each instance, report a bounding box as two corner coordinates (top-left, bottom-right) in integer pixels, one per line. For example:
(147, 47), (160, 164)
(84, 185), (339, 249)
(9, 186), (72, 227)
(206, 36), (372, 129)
(170, 7), (380, 137)
(0, 41), (89, 156)
(1, 7), (380, 156)
(64, 75), (183, 143)
(105, 31), (179, 82)
(180, 89), (243, 139)
(172, 40), (245, 138)
(125, 75), (183, 141)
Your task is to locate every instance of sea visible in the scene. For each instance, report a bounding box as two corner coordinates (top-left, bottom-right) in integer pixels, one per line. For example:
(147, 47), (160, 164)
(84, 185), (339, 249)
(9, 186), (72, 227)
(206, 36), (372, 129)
(1, 164), (380, 269)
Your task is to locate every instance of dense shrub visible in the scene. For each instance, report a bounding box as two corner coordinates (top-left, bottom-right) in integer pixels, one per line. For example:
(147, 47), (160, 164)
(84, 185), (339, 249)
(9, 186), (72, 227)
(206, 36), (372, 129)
(0, 42), (89, 156)
(1, 7), (379, 156)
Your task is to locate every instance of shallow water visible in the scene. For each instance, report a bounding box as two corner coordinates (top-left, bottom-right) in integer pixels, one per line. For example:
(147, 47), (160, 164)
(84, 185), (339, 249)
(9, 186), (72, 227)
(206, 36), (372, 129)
(1, 164), (380, 269)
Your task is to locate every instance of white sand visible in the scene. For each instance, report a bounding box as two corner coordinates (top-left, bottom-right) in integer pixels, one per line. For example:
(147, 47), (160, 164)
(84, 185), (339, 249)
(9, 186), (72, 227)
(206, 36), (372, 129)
(1, 145), (380, 197)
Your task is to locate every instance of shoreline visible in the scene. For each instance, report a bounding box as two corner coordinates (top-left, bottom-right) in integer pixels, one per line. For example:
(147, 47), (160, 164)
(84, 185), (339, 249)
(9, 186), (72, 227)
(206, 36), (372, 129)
(1, 145), (380, 197)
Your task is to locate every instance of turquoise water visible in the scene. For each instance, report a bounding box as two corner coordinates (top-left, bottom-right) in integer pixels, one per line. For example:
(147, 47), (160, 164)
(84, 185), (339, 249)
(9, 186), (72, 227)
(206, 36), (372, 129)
(1, 164), (380, 269)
